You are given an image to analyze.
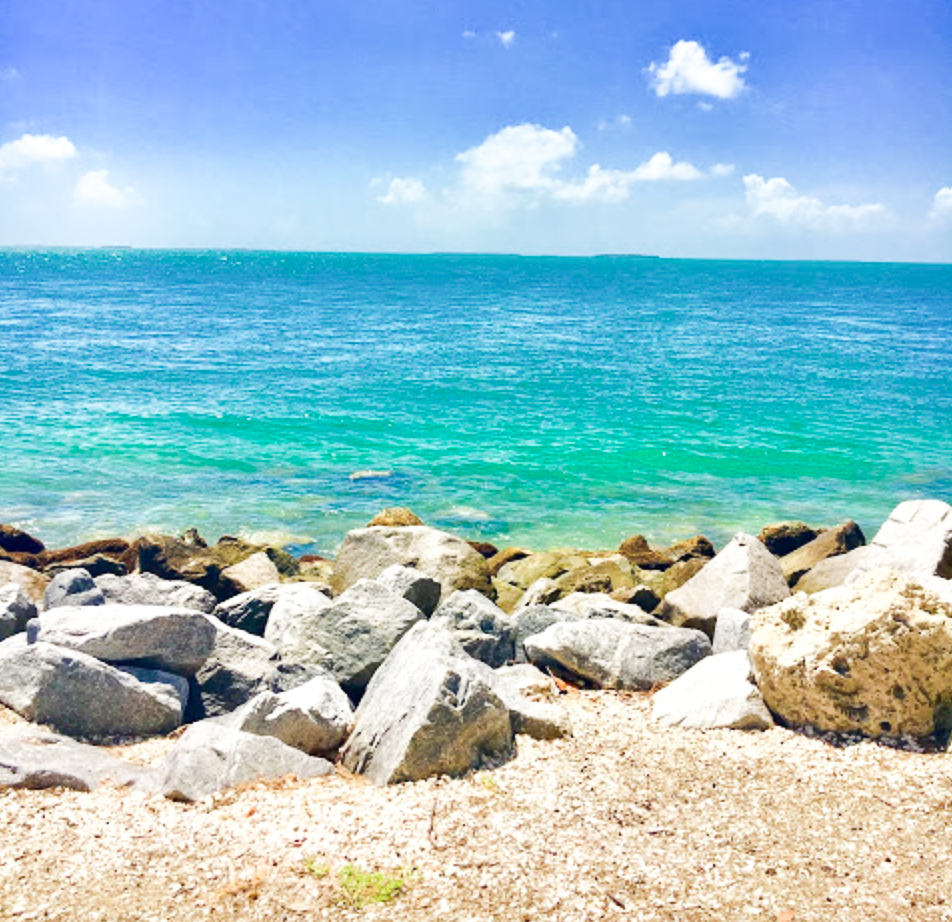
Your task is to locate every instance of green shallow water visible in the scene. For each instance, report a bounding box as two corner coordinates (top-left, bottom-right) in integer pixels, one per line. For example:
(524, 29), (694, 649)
(1, 249), (950, 555)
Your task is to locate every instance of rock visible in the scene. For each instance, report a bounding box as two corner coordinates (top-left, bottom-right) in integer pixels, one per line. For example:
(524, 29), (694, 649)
(711, 608), (752, 654)
(375, 564), (441, 617)
(511, 577), (563, 612)
(332, 526), (492, 601)
(493, 663), (560, 700)
(157, 722), (333, 802)
(368, 507), (424, 527)
(431, 589), (516, 668)
(193, 623), (280, 717)
(0, 636), (186, 738)
(468, 541), (499, 559)
(610, 584), (661, 612)
(757, 522), (823, 558)
(0, 585), (36, 641)
(780, 521), (866, 586)
(0, 726), (153, 791)
(486, 547), (531, 577)
(869, 499), (952, 578)
(750, 568), (952, 739)
(0, 524), (45, 555)
(636, 558), (708, 603)
(261, 583), (335, 649)
(0, 561), (49, 606)
(43, 569), (105, 609)
(220, 552), (282, 594)
(179, 528), (208, 548)
(652, 650), (773, 730)
(552, 558), (636, 598)
(222, 675), (354, 756)
(666, 535), (717, 564)
(618, 534), (672, 570)
(792, 548), (880, 594)
(132, 534), (297, 601)
(492, 669), (572, 740)
(524, 618), (710, 690)
(43, 538), (132, 574)
(96, 571), (217, 612)
(496, 551), (588, 593)
(551, 592), (663, 625)
(340, 622), (513, 785)
(658, 533), (790, 637)
(29, 604), (217, 676)
(511, 605), (581, 664)
(44, 554), (128, 578)
(213, 583), (285, 636)
(271, 580), (423, 697)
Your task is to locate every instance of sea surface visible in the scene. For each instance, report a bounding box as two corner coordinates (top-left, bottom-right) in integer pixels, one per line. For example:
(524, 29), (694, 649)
(1, 249), (950, 557)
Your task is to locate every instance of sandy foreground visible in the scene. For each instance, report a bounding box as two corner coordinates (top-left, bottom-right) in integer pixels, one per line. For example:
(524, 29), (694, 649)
(1, 692), (951, 922)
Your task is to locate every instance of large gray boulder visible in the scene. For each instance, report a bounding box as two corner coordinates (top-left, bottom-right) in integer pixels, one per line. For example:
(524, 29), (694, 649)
(340, 622), (513, 785)
(193, 622), (280, 717)
(511, 605), (581, 664)
(376, 564), (442, 616)
(431, 589), (516, 668)
(262, 583), (335, 650)
(28, 604), (217, 676)
(658, 532), (790, 637)
(711, 608), (751, 654)
(271, 579), (423, 696)
(44, 569), (105, 609)
(651, 650), (773, 730)
(0, 726), (153, 791)
(222, 675), (354, 756)
(157, 721), (333, 802)
(96, 572), (217, 613)
(0, 585), (36, 641)
(552, 592), (662, 625)
(0, 636), (186, 739)
(751, 568), (952, 739)
(524, 618), (710, 690)
(213, 583), (286, 636)
(870, 499), (952, 578)
(331, 526), (492, 600)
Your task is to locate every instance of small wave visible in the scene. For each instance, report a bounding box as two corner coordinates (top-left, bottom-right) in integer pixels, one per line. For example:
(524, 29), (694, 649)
(349, 469), (394, 481)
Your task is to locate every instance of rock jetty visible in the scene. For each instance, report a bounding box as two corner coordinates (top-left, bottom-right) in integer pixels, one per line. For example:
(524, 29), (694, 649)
(1, 498), (951, 801)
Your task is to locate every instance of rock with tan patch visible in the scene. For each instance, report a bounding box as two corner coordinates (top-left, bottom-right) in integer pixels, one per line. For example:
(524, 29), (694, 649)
(750, 568), (952, 739)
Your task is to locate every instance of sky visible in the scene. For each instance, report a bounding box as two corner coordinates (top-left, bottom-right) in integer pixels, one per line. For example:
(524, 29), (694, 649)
(1, 0), (951, 260)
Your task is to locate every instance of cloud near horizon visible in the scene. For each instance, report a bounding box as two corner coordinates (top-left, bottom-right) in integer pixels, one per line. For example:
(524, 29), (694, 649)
(375, 176), (426, 205)
(929, 187), (952, 222)
(72, 169), (138, 208)
(743, 174), (884, 229)
(0, 133), (77, 174)
(648, 40), (749, 99)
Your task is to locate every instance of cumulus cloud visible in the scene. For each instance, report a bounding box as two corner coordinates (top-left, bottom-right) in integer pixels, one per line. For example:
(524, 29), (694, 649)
(497, 30), (516, 48)
(648, 40), (748, 99)
(929, 187), (952, 222)
(453, 123), (703, 207)
(375, 176), (427, 205)
(72, 170), (138, 208)
(0, 133), (77, 173)
(743, 174), (884, 229)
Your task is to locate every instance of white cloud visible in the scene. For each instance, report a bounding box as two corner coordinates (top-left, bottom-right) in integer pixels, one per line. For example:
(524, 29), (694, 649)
(648, 40), (748, 99)
(0, 133), (77, 173)
(453, 123), (703, 207)
(929, 187), (952, 222)
(597, 114), (632, 131)
(462, 30), (477, 39)
(743, 174), (884, 229)
(376, 176), (427, 205)
(72, 170), (138, 208)
(710, 163), (735, 177)
(497, 30), (516, 48)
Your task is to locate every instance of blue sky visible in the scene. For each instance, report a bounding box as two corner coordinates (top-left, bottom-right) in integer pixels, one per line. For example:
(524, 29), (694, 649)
(1, 0), (951, 259)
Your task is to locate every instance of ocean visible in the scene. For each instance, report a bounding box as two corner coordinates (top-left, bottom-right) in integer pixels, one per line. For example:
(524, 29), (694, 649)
(1, 249), (950, 557)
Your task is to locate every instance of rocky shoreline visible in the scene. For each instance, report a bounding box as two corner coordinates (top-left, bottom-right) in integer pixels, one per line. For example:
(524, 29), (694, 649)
(1, 499), (951, 804)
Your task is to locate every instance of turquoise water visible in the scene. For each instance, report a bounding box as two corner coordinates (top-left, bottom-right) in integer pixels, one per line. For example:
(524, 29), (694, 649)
(1, 249), (950, 556)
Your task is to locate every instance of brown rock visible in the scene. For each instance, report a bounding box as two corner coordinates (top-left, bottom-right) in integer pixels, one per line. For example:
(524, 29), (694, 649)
(0, 561), (49, 605)
(491, 579), (525, 614)
(757, 521), (823, 558)
(0, 525), (45, 555)
(468, 541), (499, 559)
(618, 535), (672, 570)
(636, 558), (709, 605)
(367, 507), (423, 527)
(486, 547), (531, 577)
(781, 521), (865, 587)
(0, 550), (44, 571)
(666, 535), (716, 563)
(43, 538), (131, 568)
